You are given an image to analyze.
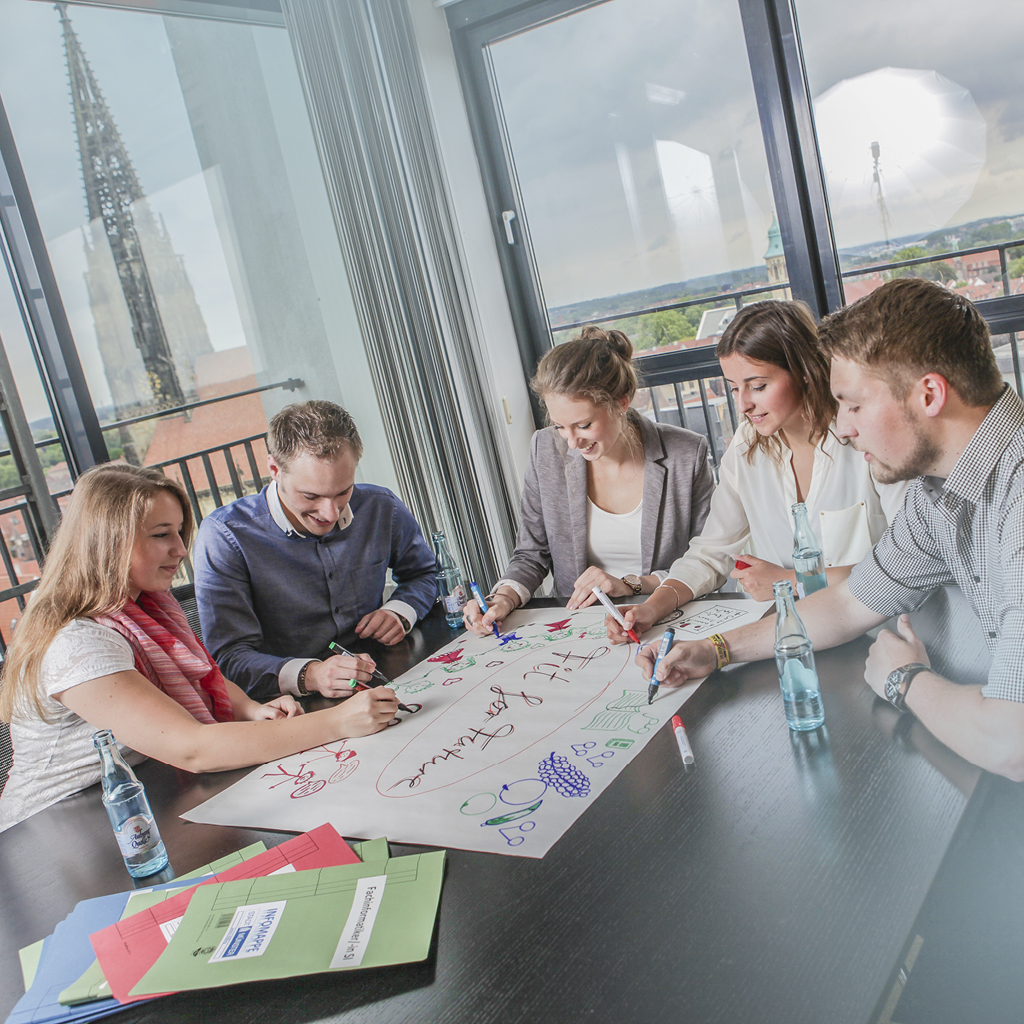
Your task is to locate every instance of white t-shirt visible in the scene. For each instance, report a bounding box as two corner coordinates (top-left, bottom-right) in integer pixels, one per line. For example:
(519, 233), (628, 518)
(0, 618), (144, 833)
(585, 498), (643, 579)
(667, 422), (909, 600)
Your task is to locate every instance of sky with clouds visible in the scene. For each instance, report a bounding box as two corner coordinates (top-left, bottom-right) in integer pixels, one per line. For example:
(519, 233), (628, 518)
(491, 0), (1024, 308)
(0, 0), (1023, 423)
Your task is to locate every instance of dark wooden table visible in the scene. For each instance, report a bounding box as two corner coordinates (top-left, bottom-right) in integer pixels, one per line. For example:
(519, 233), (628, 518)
(0, 604), (985, 1024)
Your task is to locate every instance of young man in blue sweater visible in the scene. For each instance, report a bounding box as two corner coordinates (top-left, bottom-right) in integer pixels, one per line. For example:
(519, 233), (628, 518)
(193, 401), (437, 701)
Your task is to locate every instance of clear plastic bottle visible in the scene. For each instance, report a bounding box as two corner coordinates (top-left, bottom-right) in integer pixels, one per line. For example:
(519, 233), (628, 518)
(773, 580), (825, 731)
(431, 530), (467, 628)
(93, 729), (169, 878)
(791, 502), (827, 598)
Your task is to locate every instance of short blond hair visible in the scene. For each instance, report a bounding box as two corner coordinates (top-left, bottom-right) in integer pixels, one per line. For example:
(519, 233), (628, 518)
(267, 401), (363, 466)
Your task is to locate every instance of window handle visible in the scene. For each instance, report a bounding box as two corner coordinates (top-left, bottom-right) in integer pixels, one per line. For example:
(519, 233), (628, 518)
(501, 209), (516, 245)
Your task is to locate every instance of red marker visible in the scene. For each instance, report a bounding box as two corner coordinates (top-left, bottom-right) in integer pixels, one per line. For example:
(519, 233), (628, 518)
(735, 559), (751, 570)
(671, 715), (695, 766)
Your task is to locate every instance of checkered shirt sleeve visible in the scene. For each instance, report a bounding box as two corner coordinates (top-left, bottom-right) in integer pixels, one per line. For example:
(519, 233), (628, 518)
(848, 481), (957, 616)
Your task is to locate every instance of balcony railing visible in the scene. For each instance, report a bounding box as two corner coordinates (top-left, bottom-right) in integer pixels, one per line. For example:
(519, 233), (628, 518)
(0, 377), (302, 653)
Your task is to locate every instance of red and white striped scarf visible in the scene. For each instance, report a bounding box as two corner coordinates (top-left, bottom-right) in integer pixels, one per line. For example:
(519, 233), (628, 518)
(93, 590), (234, 724)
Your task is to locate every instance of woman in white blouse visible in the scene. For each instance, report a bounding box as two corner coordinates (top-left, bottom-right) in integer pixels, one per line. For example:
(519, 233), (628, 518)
(609, 299), (907, 642)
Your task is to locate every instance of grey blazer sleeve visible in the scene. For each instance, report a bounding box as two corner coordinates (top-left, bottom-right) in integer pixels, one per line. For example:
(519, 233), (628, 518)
(500, 430), (556, 597)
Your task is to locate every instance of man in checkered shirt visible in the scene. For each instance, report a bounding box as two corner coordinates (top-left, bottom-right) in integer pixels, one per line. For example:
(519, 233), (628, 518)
(637, 278), (1024, 780)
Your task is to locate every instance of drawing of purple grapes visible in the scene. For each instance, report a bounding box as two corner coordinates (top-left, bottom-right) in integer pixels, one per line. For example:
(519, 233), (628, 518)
(538, 752), (591, 797)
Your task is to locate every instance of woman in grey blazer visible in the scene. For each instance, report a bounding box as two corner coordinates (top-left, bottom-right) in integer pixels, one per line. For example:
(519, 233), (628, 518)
(465, 326), (714, 634)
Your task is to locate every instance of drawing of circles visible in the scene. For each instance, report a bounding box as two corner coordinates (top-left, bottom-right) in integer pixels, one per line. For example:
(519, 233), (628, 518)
(499, 778), (548, 805)
(291, 780), (326, 798)
(459, 792), (497, 816)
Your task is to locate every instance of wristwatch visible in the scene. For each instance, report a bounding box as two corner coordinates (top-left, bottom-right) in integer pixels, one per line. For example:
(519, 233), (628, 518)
(621, 574), (643, 596)
(884, 662), (929, 712)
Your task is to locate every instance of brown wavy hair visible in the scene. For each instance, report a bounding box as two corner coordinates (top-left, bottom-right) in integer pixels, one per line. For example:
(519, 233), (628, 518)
(0, 464), (193, 722)
(717, 300), (836, 463)
(818, 277), (1002, 406)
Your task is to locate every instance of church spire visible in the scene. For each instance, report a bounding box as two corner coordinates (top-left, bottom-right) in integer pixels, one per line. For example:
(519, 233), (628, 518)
(57, 2), (185, 409)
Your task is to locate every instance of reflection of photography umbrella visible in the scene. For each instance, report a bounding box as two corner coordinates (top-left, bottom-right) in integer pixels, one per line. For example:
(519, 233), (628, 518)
(813, 67), (986, 243)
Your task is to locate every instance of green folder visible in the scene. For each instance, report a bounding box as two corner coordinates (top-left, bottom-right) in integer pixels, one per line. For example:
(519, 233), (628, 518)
(130, 851), (445, 996)
(18, 939), (44, 991)
(57, 841), (268, 1006)
(349, 837), (389, 862)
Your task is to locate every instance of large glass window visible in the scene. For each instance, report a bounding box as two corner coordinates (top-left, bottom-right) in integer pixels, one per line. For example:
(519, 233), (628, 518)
(487, 0), (789, 356)
(0, 0), (396, 519)
(797, 0), (1024, 304)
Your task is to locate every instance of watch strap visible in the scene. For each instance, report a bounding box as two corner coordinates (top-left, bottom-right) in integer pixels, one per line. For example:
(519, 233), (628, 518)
(888, 662), (929, 712)
(297, 659), (319, 697)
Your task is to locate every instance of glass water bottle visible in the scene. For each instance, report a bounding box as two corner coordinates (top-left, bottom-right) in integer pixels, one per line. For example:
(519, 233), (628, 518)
(773, 580), (825, 731)
(791, 502), (827, 598)
(93, 729), (169, 878)
(432, 530), (467, 628)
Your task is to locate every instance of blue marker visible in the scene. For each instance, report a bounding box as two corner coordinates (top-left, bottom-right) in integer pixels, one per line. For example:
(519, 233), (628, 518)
(649, 628), (676, 704)
(469, 581), (501, 639)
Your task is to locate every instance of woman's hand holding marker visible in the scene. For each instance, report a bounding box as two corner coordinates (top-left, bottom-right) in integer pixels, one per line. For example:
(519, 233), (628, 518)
(464, 588), (516, 636)
(606, 601), (661, 644)
(590, 586), (641, 644)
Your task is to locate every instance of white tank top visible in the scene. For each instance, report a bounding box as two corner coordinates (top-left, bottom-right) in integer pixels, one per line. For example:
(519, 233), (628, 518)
(585, 497), (643, 578)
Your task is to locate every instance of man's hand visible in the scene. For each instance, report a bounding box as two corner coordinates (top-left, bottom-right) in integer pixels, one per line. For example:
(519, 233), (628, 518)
(356, 608), (406, 645)
(305, 653), (376, 698)
(864, 614), (930, 698)
(729, 554), (794, 601)
(568, 566), (632, 610)
(247, 695), (305, 720)
(635, 637), (717, 686)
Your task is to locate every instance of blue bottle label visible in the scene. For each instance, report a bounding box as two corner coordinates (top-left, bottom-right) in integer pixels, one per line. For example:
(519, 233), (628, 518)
(115, 814), (158, 856)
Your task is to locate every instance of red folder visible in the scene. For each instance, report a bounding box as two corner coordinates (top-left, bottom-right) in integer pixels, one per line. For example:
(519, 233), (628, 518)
(91, 823), (358, 1003)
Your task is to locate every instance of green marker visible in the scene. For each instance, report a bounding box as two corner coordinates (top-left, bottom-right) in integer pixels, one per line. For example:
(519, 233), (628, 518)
(328, 641), (417, 714)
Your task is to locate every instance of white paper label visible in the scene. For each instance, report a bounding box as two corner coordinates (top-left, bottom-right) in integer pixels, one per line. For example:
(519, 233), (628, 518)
(115, 815), (158, 857)
(329, 875), (388, 968)
(158, 916), (184, 943)
(268, 863), (297, 876)
(208, 901), (287, 963)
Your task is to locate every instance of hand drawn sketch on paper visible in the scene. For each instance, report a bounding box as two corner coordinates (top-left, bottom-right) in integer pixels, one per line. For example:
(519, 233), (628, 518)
(182, 607), (705, 859)
(658, 598), (774, 638)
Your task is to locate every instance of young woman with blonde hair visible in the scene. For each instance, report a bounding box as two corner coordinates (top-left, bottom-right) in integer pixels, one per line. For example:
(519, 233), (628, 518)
(464, 325), (714, 635)
(0, 464), (397, 831)
(609, 299), (907, 642)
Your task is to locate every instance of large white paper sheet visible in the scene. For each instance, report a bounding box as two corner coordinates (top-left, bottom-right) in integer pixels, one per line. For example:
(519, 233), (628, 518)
(183, 600), (771, 857)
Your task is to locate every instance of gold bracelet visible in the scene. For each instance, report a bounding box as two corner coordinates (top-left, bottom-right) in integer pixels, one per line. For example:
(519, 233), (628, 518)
(708, 633), (730, 671)
(653, 582), (681, 611)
